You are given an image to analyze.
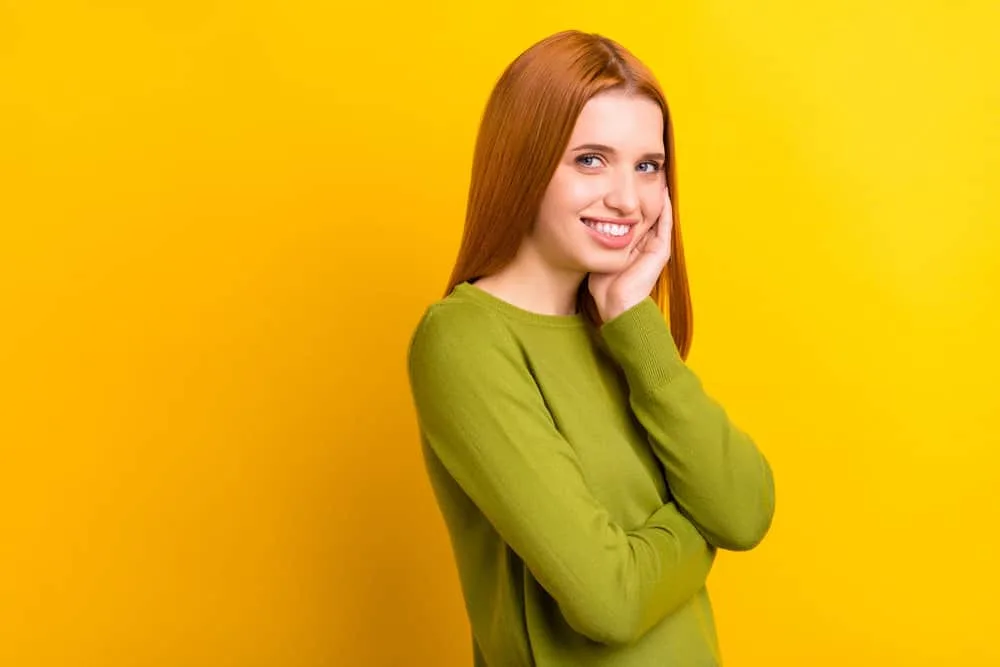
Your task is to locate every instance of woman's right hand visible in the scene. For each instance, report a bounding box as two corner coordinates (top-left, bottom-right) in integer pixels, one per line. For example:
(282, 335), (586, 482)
(588, 185), (673, 322)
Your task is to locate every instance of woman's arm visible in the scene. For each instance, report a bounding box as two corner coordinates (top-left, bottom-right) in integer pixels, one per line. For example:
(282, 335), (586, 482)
(600, 298), (776, 551)
(407, 302), (716, 646)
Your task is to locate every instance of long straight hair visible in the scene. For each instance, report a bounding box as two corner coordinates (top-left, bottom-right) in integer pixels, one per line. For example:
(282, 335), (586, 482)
(445, 30), (693, 359)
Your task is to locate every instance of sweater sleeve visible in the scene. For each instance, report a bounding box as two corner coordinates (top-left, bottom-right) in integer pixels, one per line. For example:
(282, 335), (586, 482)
(599, 298), (776, 552)
(407, 304), (716, 646)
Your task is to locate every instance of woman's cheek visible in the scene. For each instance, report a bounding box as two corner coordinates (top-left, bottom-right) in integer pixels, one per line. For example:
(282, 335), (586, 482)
(641, 188), (665, 222)
(570, 178), (605, 207)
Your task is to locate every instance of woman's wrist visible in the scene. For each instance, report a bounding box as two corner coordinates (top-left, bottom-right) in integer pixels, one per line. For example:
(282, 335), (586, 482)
(599, 296), (638, 323)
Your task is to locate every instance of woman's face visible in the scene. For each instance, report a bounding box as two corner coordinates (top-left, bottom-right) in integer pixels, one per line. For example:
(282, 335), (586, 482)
(526, 89), (668, 276)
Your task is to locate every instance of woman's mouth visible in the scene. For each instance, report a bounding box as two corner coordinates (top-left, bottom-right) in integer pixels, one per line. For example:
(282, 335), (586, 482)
(582, 218), (631, 237)
(581, 217), (637, 249)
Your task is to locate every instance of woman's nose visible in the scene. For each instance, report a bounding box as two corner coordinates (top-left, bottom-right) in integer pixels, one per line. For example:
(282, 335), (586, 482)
(603, 170), (640, 215)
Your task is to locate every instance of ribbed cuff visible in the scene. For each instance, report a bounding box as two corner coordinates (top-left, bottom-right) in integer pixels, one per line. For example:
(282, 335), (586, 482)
(599, 297), (685, 390)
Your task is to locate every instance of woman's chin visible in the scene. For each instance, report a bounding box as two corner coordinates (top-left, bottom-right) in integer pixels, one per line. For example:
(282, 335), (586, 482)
(582, 252), (632, 276)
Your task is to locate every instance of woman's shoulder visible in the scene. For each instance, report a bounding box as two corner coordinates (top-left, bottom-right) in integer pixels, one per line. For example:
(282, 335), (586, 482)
(409, 287), (513, 355)
(406, 289), (524, 394)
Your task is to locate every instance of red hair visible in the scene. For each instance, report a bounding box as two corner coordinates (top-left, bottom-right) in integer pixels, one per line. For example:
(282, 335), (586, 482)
(445, 30), (693, 359)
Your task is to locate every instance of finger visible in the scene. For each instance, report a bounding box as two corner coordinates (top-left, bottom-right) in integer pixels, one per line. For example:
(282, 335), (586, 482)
(642, 234), (668, 257)
(655, 188), (673, 259)
(630, 226), (653, 256)
(656, 186), (674, 239)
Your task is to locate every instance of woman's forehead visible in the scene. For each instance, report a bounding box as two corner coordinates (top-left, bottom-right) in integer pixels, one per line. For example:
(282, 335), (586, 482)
(567, 92), (664, 153)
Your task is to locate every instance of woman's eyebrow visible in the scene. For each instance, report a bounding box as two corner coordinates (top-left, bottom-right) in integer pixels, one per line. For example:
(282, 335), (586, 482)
(570, 143), (665, 161)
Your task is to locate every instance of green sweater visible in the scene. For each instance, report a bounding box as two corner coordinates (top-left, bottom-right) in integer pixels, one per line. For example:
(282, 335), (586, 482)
(407, 282), (775, 666)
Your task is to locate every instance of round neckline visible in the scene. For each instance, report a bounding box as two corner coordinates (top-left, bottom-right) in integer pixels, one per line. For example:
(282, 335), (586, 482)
(452, 282), (588, 328)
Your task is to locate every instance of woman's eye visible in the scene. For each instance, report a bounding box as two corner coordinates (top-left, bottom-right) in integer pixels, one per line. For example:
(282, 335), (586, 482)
(637, 161), (661, 173)
(576, 154), (603, 168)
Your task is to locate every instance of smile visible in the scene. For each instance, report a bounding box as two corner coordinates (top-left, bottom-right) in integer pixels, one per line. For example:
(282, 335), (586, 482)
(582, 218), (631, 237)
(580, 217), (638, 249)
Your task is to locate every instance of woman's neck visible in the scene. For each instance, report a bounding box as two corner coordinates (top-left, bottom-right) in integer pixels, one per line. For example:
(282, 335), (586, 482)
(472, 252), (584, 317)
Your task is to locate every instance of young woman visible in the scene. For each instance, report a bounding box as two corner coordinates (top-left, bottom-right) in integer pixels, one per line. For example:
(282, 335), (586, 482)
(407, 30), (775, 666)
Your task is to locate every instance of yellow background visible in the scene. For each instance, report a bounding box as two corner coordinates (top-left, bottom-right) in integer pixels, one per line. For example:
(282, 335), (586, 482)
(2, 1), (998, 665)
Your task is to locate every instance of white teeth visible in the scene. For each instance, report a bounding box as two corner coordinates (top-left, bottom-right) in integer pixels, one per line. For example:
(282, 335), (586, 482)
(583, 219), (629, 237)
